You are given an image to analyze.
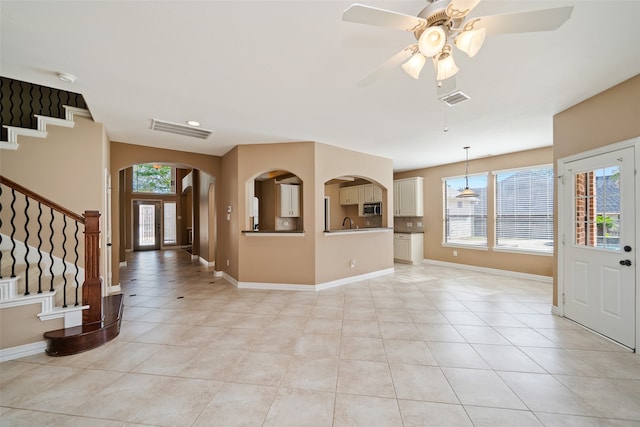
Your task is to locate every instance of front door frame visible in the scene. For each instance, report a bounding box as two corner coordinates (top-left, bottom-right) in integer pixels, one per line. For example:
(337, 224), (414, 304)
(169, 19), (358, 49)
(132, 199), (162, 251)
(557, 136), (640, 352)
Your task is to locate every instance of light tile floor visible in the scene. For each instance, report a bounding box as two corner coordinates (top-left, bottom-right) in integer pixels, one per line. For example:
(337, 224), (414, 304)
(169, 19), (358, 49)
(2, 249), (640, 426)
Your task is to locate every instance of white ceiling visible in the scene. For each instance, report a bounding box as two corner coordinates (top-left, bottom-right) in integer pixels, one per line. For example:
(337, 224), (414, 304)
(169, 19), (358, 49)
(2, 1), (639, 171)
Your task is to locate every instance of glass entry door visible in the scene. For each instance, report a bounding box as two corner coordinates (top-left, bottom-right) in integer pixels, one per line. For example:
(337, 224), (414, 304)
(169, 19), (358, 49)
(134, 201), (161, 251)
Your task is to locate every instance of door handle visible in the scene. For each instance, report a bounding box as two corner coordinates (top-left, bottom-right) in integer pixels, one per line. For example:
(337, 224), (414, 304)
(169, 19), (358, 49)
(619, 259), (632, 266)
(624, 245), (632, 252)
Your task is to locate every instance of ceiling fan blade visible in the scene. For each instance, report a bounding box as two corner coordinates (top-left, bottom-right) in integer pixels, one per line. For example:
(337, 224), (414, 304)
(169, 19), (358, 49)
(357, 46), (416, 88)
(447, 0), (482, 19)
(473, 6), (573, 35)
(343, 4), (426, 32)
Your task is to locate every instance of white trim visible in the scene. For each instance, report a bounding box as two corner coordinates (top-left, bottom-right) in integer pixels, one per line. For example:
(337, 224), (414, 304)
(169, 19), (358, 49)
(0, 341), (47, 362)
(551, 305), (560, 316)
(441, 243), (489, 251)
(422, 258), (552, 283)
(198, 257), (215, 268)
(34, 114), (75, 131)
(0, 291), (58, 311)
(108, 284), (122, 294)
(63, 105), (92, 120)
(214, 270), (224, 278)
(233, 268), (395, 292)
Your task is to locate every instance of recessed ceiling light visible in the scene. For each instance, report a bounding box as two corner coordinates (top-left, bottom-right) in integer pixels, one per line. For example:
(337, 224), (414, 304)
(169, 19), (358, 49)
(57, 72), (76, 83)
(186, 120), (200, 127)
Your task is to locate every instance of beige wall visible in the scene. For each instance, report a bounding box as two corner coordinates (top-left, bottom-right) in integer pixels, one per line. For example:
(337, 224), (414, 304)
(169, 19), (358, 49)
(552, 74), (640, 305)
(235, 142), (316, 285)
(220, 146), (239, 279)
(395, 147), (554, 277)
(0, 304), (63, 349)
(1, 117), (105, 217)
(110, 142), (221, 286)
(0, 117), (106, 351)
(315, 143), (394, 284)
(219, 141), (394, 286)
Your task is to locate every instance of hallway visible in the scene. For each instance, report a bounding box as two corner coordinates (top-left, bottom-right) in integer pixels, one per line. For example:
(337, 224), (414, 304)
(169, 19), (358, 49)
(1, 249), (640, 426)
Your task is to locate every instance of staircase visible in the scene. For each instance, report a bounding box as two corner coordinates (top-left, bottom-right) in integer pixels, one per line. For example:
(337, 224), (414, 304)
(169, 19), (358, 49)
(1, 81), (123, 361)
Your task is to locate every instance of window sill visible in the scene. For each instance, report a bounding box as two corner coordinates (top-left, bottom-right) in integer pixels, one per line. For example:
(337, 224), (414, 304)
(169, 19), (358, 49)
(441, 243), (488, 251)
(492, 247), (553, 256)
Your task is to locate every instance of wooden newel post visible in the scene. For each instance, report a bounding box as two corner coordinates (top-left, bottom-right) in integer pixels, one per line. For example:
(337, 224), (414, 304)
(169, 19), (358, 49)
(83, 210), (102, 324)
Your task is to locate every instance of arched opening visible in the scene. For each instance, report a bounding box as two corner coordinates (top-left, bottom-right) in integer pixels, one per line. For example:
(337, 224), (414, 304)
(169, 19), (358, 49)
(247, 169), (303, 232)
(323, 176), (387, 231)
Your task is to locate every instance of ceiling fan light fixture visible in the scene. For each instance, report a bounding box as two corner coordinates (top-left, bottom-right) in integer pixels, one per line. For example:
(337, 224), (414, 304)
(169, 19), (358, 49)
(435, 46), (459, 81)
(401, 53), (427, 79)
(418, 26), (446, 57)
(455, 27), (486, 58)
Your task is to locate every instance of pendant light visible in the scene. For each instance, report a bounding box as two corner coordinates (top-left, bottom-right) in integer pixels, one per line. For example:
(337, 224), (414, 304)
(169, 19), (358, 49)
(457, 146), (479, 198)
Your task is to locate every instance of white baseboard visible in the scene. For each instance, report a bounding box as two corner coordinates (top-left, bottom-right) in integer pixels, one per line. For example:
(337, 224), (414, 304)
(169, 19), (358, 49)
(0, 341), (47, 362)
(229, 268), (395, 292)
(551, 305), (560, 315)
(422, 259), (552, 284)
(198, 257), (215, 268)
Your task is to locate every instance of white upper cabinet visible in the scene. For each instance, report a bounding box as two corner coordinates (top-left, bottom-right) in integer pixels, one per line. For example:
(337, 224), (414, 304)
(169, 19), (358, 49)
(360, 184), (383, 203)
(278, 183), (300, 217)
(339, 186), (359, 205)
(393, 177), (423, 217)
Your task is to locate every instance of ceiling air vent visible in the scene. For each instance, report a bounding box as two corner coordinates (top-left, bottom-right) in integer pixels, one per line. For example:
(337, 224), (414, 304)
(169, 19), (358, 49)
(439, 91), (471, 107)
(150, 119), (213, 140)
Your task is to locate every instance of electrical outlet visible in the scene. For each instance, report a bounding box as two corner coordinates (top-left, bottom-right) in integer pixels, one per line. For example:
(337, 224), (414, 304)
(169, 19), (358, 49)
(284, 221), (289, 226)
(407, 222), (413, 227)
(350, 259), (356, 268)
(417, 221), (422, 227)
(226, 259), (230, 266)
(453, 250), (457, 257)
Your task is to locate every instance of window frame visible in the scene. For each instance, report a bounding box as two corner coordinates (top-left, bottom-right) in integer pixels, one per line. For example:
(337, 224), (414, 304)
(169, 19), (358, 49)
(493, 164), (554, 256)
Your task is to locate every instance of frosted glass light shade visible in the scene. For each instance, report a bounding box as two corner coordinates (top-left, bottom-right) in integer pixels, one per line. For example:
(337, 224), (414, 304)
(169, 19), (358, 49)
(455, 27), (486, 58)
(435, 51), (459, 81)
(418, 26), (446, 57)
(401, 53), (427, 79)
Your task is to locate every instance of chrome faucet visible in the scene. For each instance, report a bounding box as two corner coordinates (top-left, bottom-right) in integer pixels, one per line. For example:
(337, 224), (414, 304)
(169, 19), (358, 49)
(342, 216), (353, 229)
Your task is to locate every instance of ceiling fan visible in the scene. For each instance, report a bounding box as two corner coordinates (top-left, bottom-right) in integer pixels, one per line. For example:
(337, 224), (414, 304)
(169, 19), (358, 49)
(343, 0), (573, 87)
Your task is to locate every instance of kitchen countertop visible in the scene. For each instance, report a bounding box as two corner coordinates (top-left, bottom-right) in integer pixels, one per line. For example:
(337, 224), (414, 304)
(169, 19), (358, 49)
(242, 230), (305, 236)
(393, 230), (424, 234)
(324, 227), (393, 235)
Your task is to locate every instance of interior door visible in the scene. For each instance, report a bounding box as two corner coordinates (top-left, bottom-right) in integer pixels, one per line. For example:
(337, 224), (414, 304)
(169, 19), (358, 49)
(562, 146), (636, 349)
(133, 201), (161, 251)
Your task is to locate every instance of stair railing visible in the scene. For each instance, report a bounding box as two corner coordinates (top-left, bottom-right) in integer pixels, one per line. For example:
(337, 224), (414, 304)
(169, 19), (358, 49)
(0, 175), (102, 323)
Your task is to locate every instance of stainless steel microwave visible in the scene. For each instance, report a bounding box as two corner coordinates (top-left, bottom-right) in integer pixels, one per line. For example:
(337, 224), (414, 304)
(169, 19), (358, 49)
(363, 202), (381, 216)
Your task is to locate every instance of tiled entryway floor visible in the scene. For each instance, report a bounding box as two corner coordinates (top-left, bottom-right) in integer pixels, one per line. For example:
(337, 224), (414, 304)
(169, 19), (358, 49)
(2, 249), (640, 426)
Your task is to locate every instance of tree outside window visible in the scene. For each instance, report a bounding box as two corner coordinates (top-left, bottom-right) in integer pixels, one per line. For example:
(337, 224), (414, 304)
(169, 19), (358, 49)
(132, 164), (175, 194)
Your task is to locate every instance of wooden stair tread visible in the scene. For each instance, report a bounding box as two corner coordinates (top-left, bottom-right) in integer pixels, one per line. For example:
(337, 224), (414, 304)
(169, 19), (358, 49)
(44, 294), (123, 356)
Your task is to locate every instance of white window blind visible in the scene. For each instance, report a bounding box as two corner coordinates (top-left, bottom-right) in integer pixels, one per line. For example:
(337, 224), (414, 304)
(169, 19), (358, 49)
(495, 166), (553, 253)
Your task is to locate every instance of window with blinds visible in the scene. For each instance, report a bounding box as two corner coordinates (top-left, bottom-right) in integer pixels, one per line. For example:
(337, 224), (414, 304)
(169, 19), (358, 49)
(443, 174), (487, 247)
(495, 166), (554, 253)
(163, 202), (177, 245)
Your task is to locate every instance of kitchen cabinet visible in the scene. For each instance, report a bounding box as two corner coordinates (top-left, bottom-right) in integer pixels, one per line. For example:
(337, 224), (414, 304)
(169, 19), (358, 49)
(278, 184), (300, 217)
(394, 233), (423, 264)
(339, 186), (359, 205)
(394, 177), (423, 217)
(359, 184), (383, 203)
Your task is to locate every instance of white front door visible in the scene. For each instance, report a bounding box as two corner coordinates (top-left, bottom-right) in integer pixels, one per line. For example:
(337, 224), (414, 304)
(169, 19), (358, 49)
(561, 146), (636, 349)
